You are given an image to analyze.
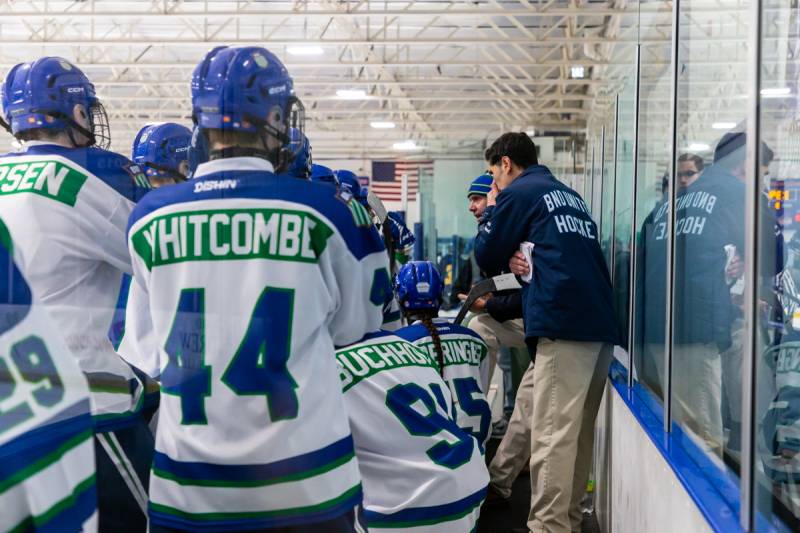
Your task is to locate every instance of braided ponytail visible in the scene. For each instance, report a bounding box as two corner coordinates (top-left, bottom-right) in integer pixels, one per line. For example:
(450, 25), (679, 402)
(418, 311), (446, 377)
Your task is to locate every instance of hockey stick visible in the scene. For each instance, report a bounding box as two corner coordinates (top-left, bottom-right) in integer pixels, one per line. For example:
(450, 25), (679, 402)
(454, 273), (522, 325)
(367, 190), (389, 224)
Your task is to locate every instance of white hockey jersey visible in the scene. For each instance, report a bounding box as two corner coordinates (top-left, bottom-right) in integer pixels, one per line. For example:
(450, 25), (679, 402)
(336, 331), (488, 531)
(0, 142), (152, 431)
(397, 318), (492, 448)
(120, 157), (389, 531)
(0, 218), (97, 532)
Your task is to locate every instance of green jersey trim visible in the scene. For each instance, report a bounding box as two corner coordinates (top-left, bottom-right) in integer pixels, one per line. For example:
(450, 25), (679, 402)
(0, 159), (88, 207)
(149, 482), (362, 522)
(336, 340), (438, 392)
(0, 429), (92, 494)
(152, 451), (356, 488)
(8, 473), (95, 533)
(131, 207), (335, 270)
(0, 218), (12, 254)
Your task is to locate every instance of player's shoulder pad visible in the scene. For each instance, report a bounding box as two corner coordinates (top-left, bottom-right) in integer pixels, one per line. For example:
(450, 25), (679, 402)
(15, 145), (153, 202)
(336, 329), (399, 351)
(82, 147), (153, 202)
(273, 178), (385, 260)
(394, 323), (430, 343)
(442, 322), (486, 343)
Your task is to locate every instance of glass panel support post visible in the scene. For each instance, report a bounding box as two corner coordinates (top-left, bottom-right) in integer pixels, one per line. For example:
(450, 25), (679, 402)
(664, 0), (682, 434)
(628, 44), (642, 388)
(741, 0), (764, 526)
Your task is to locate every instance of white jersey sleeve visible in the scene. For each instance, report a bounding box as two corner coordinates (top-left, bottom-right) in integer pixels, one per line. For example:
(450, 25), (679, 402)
(0, 143), (152, 430)
(336, 331), (488, 532)
(323, 199), (390, 346)
(121, 159), (387, 531)
(0, 219), (97, 532)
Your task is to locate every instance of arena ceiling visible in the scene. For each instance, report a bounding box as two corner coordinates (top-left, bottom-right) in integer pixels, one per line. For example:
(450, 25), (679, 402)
(0, 0), (643, 159)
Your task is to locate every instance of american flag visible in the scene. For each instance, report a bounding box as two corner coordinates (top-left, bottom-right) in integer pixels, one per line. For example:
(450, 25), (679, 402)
(369, 160), (433, 202)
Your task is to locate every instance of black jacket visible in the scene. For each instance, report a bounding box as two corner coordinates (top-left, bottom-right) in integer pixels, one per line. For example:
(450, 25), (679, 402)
(486, 290), (523, 323)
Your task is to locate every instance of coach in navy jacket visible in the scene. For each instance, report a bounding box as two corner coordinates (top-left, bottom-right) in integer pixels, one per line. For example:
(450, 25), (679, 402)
(474, 147), (618, 346)
(474, 132), (616, 533)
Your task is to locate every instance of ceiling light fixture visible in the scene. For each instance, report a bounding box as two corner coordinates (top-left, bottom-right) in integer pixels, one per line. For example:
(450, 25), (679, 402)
(286, 46), (324, 56)
(393, 140), (419, 150)
(761, 87), (792, 98)
(687, 143), (711, 152)
(570, 66), (586, 79)
(711, 122), (737, 130)
(336, 89), (369, 100)
(370, 121), (396, 129)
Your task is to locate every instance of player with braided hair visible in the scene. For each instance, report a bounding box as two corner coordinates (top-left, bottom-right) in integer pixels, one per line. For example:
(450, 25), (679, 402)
(335, 331), (488, 531)
(395, 261), (492, 448)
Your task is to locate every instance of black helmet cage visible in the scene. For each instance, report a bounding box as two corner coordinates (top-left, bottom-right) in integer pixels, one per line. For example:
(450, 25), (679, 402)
(265, 95), (306, 173)
(89, 101), (111, 149)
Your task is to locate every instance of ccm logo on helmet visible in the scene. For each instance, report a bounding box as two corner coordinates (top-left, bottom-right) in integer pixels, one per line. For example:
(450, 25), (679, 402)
(268, 85), (287, 95)
(66, 87), (84, 94)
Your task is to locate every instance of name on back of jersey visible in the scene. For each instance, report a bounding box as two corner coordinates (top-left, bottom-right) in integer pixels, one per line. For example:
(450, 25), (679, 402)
(131, 207), (335, 269)
(336, 340), (437, 391)
(0, 159), (88, 206)
(419, 338), (487, 367)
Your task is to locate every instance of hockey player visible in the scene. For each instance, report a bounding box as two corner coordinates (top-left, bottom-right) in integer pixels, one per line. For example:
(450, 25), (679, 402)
(0, 217), (97, 532)
(310, 162), (339, 187)
(336, 170), (408, 330)
(119, 46), (389, 531)
(112, 123), (192, 349)
(131, 122), (192, 187)
(0, 57), (154, 532)
(335, 169), (364, 202)
(335, 331), (488, 531)
(395, 261), (492, 448)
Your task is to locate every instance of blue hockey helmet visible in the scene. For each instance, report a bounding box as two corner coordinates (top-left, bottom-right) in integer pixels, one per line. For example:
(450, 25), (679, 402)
(395, 261), (443, 312)
(132, 123), (192, 181)
(286, 127), (312, 179)
(310, 164), (339, 186)
(1, 57), (111, 148)
(191, 46), (304, 165)
(335, 169), (367, 203)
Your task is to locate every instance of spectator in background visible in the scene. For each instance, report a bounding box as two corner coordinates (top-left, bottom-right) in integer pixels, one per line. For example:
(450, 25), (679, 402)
(449, 174), (493, 307)
(475, 132), (617, 533)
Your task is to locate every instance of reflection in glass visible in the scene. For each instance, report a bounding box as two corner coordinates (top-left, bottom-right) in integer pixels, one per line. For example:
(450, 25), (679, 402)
(755, 0), (800, 528)
(633, 0), (674, 402)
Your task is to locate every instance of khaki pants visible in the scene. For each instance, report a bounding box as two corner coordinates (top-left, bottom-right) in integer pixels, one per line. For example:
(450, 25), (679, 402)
(467, 314), (526, 390)
(489, 361), (534, 498)
(528, 339), (613, 533)
(651, 342), (723, 456)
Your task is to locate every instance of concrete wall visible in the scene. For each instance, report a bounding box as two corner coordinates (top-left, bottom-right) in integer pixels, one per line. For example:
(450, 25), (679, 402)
(593, 382), (713, 533)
